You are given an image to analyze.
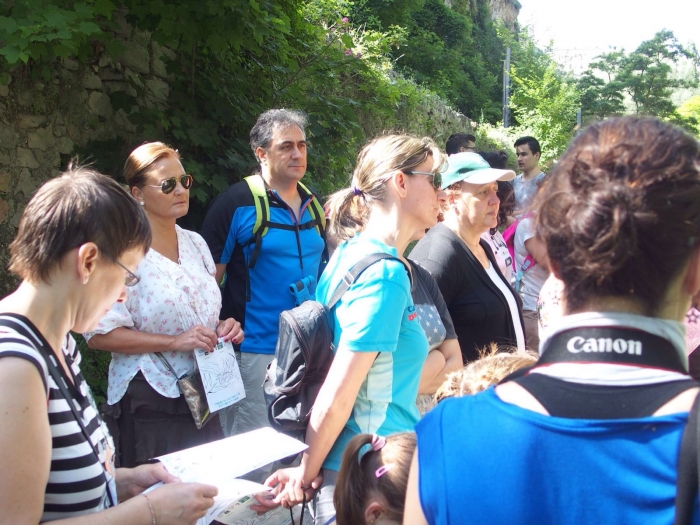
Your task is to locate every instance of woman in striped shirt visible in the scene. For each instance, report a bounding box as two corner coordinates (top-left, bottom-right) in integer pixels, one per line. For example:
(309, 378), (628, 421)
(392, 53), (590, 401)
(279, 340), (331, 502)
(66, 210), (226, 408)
(0, 165), (217, 524)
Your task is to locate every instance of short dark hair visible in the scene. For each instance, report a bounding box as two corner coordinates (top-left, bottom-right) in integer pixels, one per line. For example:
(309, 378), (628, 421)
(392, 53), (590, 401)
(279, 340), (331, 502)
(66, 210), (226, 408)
(249, 109), (307, 160)
(476, 150), (508, 170)
(514, 136), (541, 155)
(9, 163), (152, 283)
(533, 116), (700, 315)
(445, 133), (476, 155)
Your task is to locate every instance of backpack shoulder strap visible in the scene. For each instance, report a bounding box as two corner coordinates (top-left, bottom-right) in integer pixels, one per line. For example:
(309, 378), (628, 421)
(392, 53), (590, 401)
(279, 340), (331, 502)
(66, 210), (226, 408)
(298, 181), (327, 236)
(243, 174), (270, 239)
(326, 253), (407, 310)
(674, 388), (700, 525)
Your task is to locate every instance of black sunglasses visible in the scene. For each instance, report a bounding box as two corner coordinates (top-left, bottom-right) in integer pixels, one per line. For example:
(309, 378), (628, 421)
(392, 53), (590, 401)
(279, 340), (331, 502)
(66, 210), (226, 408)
(403, 170), (442, 189)
(146, 174), (193, 194)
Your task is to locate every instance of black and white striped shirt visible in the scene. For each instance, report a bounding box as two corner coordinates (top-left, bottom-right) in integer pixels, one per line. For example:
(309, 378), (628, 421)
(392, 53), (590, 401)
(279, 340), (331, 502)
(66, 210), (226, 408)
(0, 314), (117, 522)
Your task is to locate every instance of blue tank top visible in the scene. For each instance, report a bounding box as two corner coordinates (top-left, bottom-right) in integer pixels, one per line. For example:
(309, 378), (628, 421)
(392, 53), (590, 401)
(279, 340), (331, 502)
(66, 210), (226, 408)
(416, 387), (698, 524)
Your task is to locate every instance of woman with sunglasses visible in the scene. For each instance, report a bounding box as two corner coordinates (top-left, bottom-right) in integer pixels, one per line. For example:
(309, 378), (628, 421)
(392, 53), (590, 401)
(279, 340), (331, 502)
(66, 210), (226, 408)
(0, 165), (217, 524)
(85, 142), (243, 467)
(410, 152), (526, 363)
(252, 134), (445, 524)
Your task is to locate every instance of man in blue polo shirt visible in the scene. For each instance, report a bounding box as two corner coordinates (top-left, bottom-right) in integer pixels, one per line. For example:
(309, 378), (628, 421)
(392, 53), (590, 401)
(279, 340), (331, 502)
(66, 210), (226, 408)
(201, 109), (326, 437)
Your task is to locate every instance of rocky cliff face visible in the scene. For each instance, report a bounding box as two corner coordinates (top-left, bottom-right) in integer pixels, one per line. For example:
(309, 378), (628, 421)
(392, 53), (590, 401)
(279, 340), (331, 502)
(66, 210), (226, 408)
(489, 0), (520, 30)
(444, 0), (520, 30)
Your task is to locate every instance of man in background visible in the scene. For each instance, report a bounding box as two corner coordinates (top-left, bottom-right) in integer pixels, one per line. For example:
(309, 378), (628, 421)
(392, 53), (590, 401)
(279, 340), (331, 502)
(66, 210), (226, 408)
(513, 136), (546, 213)
(446, 133), (476, 156)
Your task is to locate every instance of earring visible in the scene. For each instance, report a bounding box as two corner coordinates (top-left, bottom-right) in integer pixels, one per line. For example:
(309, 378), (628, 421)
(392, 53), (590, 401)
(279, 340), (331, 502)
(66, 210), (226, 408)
(84, 276), (89, 284)
(140, 201), (144, 206)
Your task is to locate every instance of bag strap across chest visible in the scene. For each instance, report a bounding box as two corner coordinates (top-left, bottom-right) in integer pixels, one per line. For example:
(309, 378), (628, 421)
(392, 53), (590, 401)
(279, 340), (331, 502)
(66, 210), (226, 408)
(0, 315), (116, 507)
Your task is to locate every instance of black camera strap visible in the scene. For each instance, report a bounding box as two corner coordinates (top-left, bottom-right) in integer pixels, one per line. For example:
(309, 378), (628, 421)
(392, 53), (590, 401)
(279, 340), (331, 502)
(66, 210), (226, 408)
(538, 326), (687, 374)
(0, 314), (116, 507)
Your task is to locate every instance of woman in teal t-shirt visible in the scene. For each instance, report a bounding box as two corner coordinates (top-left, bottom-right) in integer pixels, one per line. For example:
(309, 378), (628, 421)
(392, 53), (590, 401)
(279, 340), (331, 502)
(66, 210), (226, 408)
(255, 134), (446, 524)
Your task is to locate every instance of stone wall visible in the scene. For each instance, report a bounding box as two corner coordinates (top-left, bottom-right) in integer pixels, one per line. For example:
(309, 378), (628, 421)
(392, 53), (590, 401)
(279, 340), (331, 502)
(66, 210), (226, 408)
(0, 18), (174, 297)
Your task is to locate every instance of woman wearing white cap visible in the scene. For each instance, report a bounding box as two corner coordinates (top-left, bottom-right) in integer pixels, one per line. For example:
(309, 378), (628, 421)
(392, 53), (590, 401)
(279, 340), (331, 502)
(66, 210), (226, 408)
(410, 152), (526, 362)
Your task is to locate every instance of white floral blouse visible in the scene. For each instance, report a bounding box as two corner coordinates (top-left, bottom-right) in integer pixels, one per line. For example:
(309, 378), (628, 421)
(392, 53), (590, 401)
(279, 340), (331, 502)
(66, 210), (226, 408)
(84, 226), (222, 404)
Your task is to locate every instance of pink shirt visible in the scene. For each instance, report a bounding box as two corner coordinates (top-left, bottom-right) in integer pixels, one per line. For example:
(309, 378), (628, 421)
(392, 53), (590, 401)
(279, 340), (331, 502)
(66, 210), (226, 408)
(481, 230), (513, 283)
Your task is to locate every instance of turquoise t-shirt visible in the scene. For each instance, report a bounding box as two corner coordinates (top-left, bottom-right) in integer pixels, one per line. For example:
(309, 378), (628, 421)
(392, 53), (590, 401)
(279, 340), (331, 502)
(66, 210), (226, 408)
(317, 233), (429, 472)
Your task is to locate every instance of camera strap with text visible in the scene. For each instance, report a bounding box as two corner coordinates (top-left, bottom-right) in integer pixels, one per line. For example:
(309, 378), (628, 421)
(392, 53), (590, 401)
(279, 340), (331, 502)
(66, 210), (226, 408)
(537, 326), (687, 374)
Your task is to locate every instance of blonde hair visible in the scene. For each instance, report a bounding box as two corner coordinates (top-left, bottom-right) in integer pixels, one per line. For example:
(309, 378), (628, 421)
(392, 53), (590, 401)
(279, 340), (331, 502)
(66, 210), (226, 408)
(123, 142), (181, 188)
(325, 134), (445, 245)
(435, 344), (537, 402)
(334, 432), (416, 525)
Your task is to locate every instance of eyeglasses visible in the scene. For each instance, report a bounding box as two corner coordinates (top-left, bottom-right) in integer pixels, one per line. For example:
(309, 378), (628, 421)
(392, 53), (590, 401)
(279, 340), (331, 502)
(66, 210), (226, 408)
(115, 261), (140, 287)
(145, 174), (193, 194)
(403, 170), (442, 189)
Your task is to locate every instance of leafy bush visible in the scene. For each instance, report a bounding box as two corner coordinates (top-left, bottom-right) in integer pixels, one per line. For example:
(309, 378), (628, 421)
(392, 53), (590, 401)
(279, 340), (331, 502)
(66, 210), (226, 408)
(73, 333), (111, 405)
(0, 0), (118, 82)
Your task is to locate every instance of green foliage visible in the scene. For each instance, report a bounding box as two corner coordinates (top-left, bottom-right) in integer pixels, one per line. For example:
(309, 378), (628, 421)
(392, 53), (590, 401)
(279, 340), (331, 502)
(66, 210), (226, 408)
(678, 95), (700, 123)
(498, 27), (580, 162)
(675, 94), (700, 135)
(74, 333), (111, 405)
(350, 0), (425, 30)
(349, 0), (505, 122)
(473, 122), (518, 169)
(579, 31), (699, 128)
(0, 0), (116, 74)
(577, 50), (626, 121)
(398, 0), (503, 121)
(619, 30), (696, 117)
(508, 62), (580, 163)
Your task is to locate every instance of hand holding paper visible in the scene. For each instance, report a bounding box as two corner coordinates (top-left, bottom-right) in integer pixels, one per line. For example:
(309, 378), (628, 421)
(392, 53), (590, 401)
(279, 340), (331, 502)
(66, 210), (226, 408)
(195, 338), (245, 412)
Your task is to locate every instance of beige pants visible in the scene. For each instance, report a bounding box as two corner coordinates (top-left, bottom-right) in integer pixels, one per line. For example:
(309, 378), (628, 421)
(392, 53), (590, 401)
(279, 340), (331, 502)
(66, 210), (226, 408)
(218, 351), (273, 437)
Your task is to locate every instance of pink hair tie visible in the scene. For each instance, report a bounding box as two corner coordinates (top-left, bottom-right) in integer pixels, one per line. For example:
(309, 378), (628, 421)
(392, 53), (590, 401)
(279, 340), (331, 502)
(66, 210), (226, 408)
(375, 463), (395, 478)
(370, 434), (386, 452)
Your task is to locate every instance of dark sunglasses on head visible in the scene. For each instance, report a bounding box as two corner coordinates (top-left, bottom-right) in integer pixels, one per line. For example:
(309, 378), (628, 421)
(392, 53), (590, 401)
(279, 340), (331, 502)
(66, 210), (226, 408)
(146, 174), (193, 194)
(403, 170), (442, 189)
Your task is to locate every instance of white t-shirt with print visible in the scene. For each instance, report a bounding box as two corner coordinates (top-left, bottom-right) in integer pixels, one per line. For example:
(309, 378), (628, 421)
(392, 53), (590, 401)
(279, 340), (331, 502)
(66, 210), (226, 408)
(514, 217), (550, 312)
(481, 230), (513, 284)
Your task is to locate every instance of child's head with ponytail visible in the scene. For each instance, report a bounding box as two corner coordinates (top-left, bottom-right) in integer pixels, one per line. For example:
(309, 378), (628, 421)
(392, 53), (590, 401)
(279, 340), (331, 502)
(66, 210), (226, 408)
(334, 432), (416, 525)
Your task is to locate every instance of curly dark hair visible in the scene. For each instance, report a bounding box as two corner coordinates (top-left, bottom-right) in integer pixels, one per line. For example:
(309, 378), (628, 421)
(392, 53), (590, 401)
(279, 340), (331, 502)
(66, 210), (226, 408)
(532, 116), (700, 315)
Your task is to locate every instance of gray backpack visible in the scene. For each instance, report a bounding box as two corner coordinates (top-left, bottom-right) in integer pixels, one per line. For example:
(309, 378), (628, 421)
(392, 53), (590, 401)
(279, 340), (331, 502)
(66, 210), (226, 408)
(263, 253), (403, 437)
